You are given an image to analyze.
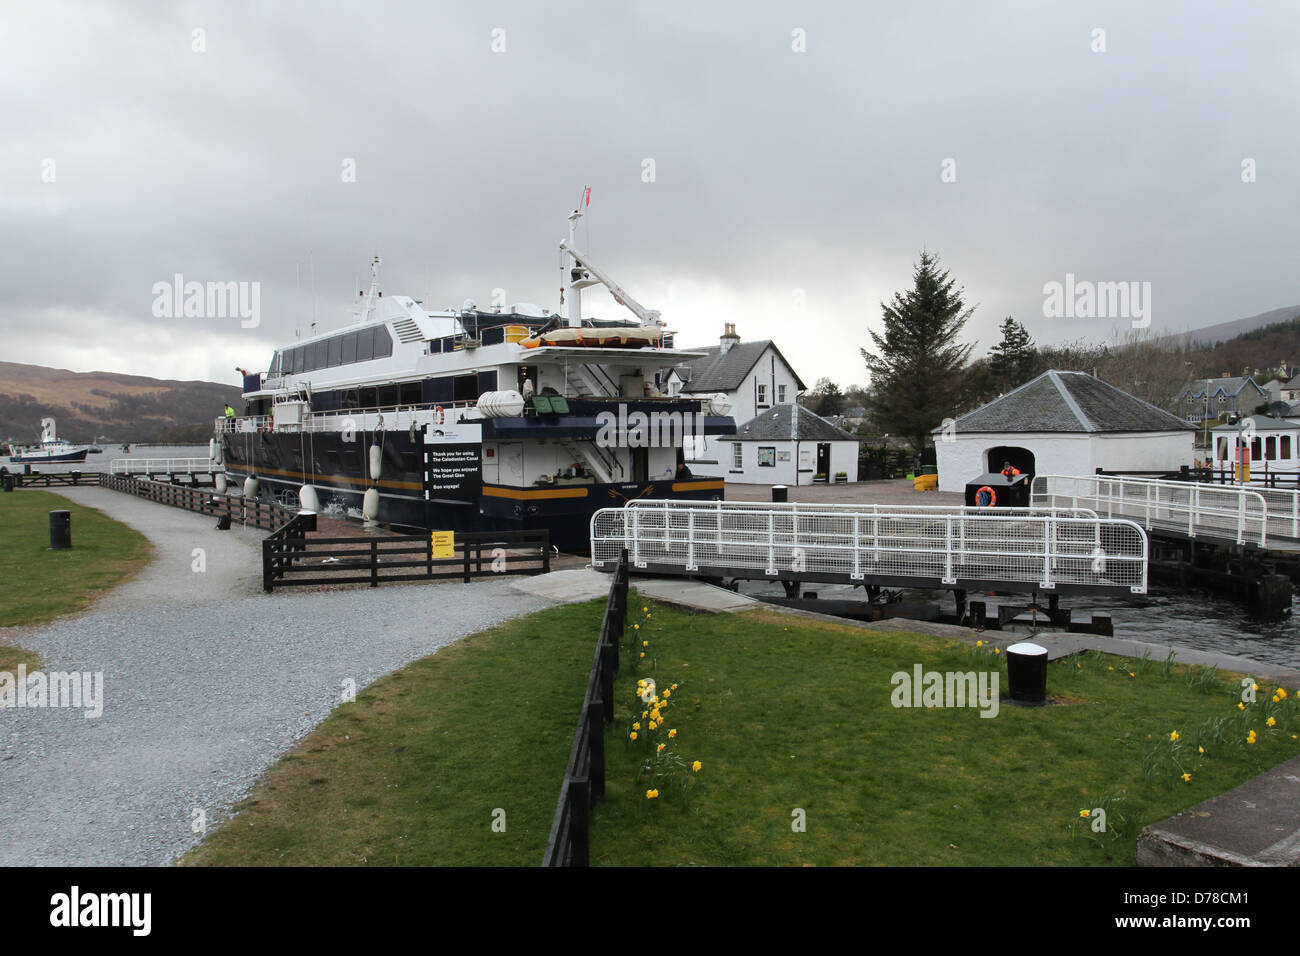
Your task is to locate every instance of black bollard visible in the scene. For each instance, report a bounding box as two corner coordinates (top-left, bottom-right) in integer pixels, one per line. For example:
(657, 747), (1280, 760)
(772, 485), (788, 503)
(1006, 641), (1048, 704)
(49, 510), (72, 549)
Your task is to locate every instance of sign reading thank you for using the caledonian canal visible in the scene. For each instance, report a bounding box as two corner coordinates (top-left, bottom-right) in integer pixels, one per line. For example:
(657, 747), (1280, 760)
(427, 444), (481, 500)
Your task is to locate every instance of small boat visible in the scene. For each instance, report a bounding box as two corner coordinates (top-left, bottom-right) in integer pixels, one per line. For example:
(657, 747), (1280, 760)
(7, 418), (92, 464)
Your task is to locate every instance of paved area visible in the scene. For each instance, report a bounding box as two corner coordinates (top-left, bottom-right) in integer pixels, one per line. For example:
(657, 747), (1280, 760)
(0, 486), (555, 866)
(1137, 755), (1300, 866)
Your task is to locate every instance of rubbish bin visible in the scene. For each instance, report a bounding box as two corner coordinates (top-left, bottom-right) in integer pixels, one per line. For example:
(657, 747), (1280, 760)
(49, 510), (72, 549)
(1, 474), (13, 493)
(1006, 641), (1048, 704)
(772, 485), (788, 503)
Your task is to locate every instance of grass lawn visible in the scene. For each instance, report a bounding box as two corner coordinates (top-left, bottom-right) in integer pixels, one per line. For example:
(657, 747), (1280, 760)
(0, 488), (152, 668)
(184, 590), (1300, 866)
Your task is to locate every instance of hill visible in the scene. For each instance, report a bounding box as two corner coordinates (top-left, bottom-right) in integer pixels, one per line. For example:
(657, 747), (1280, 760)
(1185, 304), (1300, 348)
(0, 362), (243, 445)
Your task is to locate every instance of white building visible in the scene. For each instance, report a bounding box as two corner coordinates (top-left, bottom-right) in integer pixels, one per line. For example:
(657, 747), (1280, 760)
(933, 370), (1196, 492)
(723, 404), (860, 485)
(667, 324), (807, 473)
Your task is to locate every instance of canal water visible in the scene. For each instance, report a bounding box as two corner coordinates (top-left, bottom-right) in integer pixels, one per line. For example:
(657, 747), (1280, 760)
(738, 580), (1300, 670)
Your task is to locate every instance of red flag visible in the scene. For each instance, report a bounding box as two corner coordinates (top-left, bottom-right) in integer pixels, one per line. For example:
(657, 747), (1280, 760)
(584, 186), (591, 207)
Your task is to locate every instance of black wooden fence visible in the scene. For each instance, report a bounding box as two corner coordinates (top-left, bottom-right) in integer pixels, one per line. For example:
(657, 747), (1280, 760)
(262, 526), (550, 592)
(99, 473), (295, 531)
(542, 549), (628, 867)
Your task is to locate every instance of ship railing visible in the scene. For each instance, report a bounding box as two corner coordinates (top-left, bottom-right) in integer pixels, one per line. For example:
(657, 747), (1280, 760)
(215, 416), (272, 434)
(110, 458), (223, 475)
(592, 501), (1148, 593)
(1031, 474), (1273, 547)
(298, 401), (480, 431)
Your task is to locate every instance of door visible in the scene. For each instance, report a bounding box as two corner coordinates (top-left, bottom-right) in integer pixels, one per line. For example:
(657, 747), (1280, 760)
(816, 443), (831, 477)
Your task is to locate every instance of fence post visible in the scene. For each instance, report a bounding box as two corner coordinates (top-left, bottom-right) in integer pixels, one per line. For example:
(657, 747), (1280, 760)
(542, 531), (551, 573)
(587, 700), (605, 800)
(371, 540), (379, 588)
(262, 539), (273, 592)
(463, 540), (471, 583)
(569, 777), (590, 867)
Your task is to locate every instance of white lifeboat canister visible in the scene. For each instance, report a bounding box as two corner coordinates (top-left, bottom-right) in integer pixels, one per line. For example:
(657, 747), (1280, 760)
(299, 484), (320, 513)
(243, 476), (259, 498)
(214, 472), (227, 494)
(369, 444), (383, 481)
(362, 487), (380, 520)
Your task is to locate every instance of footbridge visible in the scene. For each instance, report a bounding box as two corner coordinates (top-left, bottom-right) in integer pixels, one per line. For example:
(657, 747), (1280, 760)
(1031, 474), (1300, 552)
(590, 500), (1148, 596)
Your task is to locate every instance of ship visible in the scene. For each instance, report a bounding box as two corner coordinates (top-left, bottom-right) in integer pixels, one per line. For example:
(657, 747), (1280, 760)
(217, 201), (736, 551)
(7, 418), (92, 464)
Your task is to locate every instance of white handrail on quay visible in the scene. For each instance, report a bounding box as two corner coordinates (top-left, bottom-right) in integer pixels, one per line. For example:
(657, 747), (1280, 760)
(591, 501), (1148, 593)
(1031, 474), (1272, 547)
(109, 458), (224, 475)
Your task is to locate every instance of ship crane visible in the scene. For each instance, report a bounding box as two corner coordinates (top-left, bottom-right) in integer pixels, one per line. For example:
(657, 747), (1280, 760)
(559, 208), (662, 330)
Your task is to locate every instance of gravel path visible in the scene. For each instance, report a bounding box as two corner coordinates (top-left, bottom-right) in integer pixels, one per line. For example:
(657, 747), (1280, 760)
(0, 487), (556, 866)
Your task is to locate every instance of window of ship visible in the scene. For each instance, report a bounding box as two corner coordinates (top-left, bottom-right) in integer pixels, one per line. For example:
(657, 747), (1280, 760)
(359, 386), (378, 407)
(453, 374), (478, 402)
(400, 381), (422, 405)
(341, 389), (360, 409)
(356, 327), (374, 362)
(291, 347), (304, 374)
(377, 384), (400, 407)
(269, 352), (281, 375)
(342, 333), (357, 364)
(312, 341), (326, 370)
(400, 451), (419, 476)
(373, 327), (393, 359)
(328, 336), (342, 367)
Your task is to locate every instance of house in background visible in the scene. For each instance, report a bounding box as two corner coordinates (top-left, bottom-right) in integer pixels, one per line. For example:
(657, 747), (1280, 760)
(723, 404), (859, 485)
(933, 370), (1195, 492)
(1178, 376), (1268, 423)
(666, 324), (807, 472)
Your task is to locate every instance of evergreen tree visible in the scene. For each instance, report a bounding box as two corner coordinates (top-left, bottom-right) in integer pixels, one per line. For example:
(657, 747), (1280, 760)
(988, 316), (1037, 388)
(860, 251), (974, 452)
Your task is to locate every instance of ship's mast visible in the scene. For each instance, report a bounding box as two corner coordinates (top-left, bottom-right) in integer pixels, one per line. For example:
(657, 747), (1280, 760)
(356, 255), (382, 324)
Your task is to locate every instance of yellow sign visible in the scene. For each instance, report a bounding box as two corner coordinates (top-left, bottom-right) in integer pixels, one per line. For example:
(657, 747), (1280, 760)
(431, 531), (455, 558)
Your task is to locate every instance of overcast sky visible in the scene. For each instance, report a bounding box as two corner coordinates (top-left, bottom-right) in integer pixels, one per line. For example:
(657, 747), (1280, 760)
(3, 0), (1298, 390)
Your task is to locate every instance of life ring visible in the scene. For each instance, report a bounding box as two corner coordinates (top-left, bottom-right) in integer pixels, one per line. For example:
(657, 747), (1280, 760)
(435, 405), (445, 425)
(975, 485), (996, 508)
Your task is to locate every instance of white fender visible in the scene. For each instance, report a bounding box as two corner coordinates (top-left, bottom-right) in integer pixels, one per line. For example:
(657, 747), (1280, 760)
(208, 438), (217, 460)
(243, 476), (259, 498)
(214, 472), (227, 494)
(299, 483), (320, 513)
(369, 444), (383, 481)
(362, 487), (380, 520)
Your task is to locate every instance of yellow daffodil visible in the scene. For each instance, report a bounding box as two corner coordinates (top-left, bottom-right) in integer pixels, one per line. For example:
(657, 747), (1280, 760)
(692, 761), (702, 772)
(634, 624), (640, 630)
(1076, 663), (1082, 669)
(642, 640), (648, 647)
(1272, 695), (1281, 704)
(671, 683), (678, 690)
(1169, 731), (1180, 742)
(663, 690), (671, 698)
(642, 606), (648, 612)
(646, 789), (659, 799)
(657, 743), (665, 753)
(1278, 688), (1288, 699)
(632, 722), (641, 731)
(668, 728), (677, 738)
(640, 652), (645, 658)
(1107, 666), (1113, 671)
(976, 640), (983, 647)
(1079, 809), (1090, 818)
(1181, 773), (1191, 782)
(629, 732), (637, 740)
(1237, 702), (1246, 711)
(994, 648), (1000, 655)
(1267, 716), (1277, 727)
(1198, 746), (1205, 754)
(1252, 683), (1259, 691)
(649, 721), (657, 730)
(1129, 672), (1135, 678)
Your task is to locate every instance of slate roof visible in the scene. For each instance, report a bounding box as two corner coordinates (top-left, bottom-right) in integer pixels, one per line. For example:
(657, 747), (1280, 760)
(939, 370), (1195, 434)
(1210, 414), (1300, 433)
(675, 340), (807, 393)
(727, 404), (859, 442)
(1181, 377), (1265, 398)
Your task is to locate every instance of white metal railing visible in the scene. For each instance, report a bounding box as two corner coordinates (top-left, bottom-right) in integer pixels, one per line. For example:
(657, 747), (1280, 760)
(1031, 474), (1272, 547)
(110, 458), (223, 475)
(591, 501), (1148, 593)
(625, 499), (1100, 520)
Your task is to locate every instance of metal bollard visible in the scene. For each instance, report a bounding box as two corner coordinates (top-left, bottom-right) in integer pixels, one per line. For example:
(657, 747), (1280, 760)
(1005, 641), (1048, 704)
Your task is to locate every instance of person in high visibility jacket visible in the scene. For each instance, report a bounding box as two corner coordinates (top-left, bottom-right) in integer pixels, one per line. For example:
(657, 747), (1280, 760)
(1000, 461), (1020, 479)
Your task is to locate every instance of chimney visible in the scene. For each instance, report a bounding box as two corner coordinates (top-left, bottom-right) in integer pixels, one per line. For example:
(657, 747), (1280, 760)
(720, 322), (740, 354)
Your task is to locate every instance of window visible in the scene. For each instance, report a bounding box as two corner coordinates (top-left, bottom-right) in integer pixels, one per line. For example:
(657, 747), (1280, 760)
(291, 347), (304, 374)
(342, 333), (357, 364)
(356, 327), (374, 362)
(269, 352), (281, 375)
(400, 381), (422, 405)
(328, 336), (342, 367)
(1217, 438), (1228, 460)
(1252, 437), (1262, 460)
(757, 384), (767, 405)
(1283, 436), (1293, 460)
(758, 446), (776, 467)
(373, 326), (393, 359)
(778, 385), (787, 404)
(732, 444), (743, 469)
(1267, 436), (1277, 461)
